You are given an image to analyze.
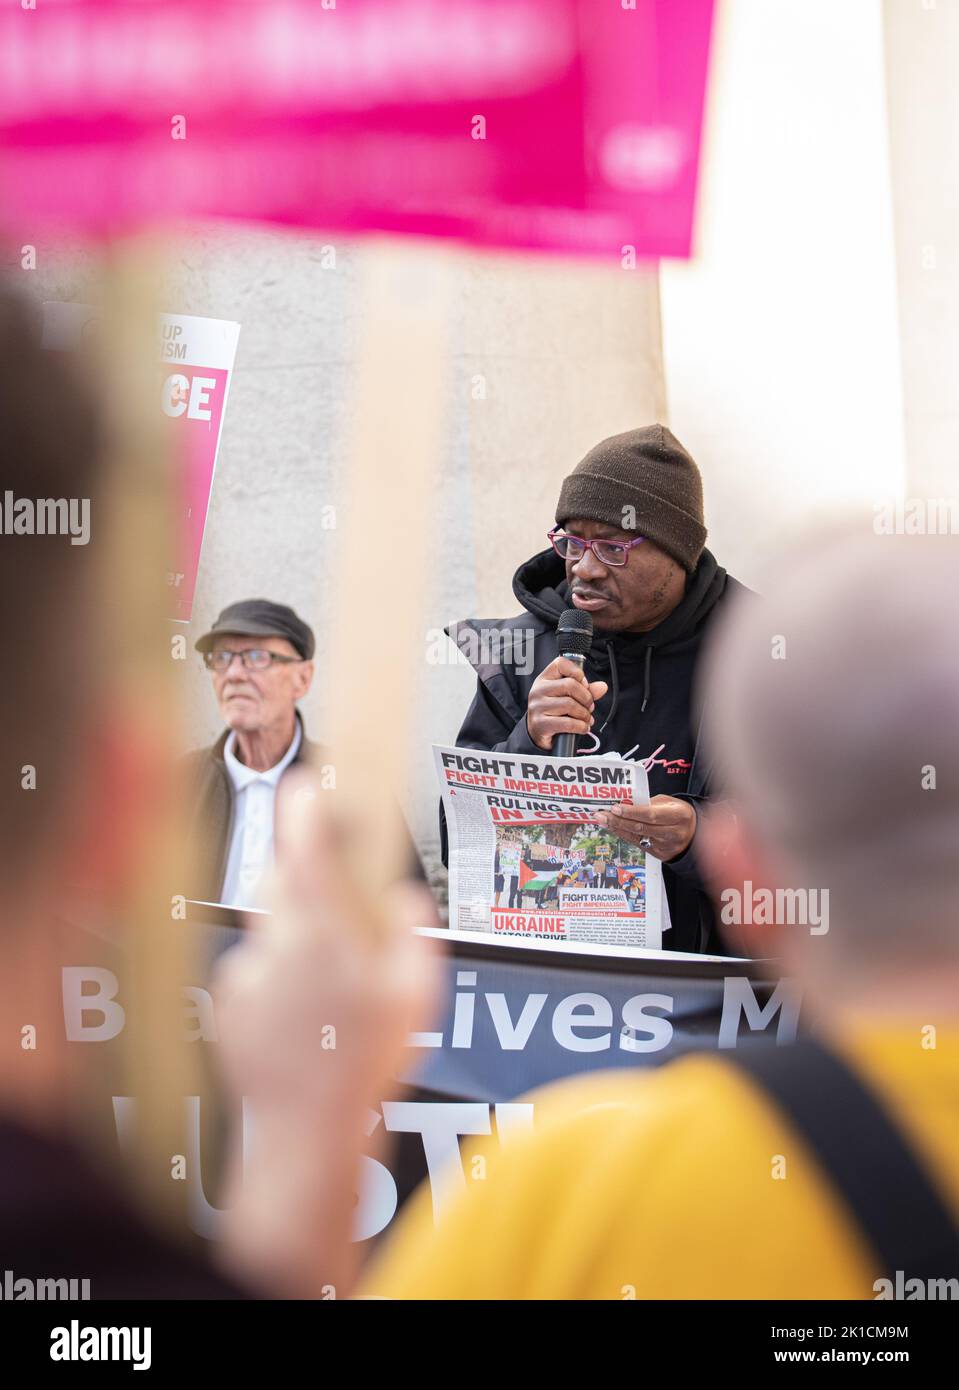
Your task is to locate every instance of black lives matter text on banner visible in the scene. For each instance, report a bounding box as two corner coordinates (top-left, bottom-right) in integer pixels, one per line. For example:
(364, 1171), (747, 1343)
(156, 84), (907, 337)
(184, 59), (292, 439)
(435, 745), (668, 950)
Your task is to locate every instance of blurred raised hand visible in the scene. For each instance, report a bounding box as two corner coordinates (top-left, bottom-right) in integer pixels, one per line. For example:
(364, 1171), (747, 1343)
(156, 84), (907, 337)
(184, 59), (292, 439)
(213, 769), (441, 1297)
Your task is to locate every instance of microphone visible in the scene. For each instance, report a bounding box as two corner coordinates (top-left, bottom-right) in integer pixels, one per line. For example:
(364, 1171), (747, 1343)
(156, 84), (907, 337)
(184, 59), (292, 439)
(553, 608), (593, 759)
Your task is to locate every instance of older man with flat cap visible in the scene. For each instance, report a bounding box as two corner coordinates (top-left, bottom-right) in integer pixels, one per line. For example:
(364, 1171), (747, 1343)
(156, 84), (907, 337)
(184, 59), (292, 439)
(184, 598), (318, 908)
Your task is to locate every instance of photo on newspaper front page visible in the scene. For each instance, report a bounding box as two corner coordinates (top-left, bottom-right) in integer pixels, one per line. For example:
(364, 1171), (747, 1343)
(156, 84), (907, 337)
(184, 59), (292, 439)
(435, 745), (667, 950)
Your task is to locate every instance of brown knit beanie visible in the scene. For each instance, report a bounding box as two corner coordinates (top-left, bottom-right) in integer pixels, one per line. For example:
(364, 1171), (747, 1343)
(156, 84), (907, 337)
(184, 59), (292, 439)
(555, 424), (707, 572)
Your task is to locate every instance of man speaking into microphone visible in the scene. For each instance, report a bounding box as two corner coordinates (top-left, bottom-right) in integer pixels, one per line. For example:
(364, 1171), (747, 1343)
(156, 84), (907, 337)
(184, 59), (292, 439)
(445, 424), (750, 954)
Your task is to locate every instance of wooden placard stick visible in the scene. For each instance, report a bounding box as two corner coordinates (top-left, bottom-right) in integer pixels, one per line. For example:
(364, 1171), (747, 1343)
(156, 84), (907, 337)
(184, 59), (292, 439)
(90, 236), (201, 1219)
(324, 238), (453, 918)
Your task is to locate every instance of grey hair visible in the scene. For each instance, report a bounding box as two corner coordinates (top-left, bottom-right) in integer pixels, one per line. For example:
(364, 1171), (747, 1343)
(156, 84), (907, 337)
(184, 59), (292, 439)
(699, 526), (959, 970)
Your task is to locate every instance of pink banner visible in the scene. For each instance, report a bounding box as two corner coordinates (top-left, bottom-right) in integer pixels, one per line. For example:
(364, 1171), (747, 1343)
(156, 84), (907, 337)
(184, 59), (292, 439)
(43, 304), (240, 621)
(164, 362), (231, 623)
(0, 0), (714, 258)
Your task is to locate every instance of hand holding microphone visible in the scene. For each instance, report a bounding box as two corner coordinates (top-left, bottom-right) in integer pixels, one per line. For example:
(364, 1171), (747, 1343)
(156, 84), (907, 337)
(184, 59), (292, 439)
(526, 609), (608, 754)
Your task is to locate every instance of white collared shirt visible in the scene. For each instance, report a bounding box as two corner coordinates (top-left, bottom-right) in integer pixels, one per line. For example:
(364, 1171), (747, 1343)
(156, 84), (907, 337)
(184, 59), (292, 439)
(220, 719), (303, 909)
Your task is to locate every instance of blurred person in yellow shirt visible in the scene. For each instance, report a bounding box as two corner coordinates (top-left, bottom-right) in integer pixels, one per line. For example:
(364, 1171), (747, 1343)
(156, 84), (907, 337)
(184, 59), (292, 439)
(363, 528), (959, 1300)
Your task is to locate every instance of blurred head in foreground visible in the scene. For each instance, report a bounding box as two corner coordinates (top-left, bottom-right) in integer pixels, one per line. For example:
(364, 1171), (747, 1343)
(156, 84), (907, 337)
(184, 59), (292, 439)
(0, 280), (188, 1157)
(697, 527), (959, 1009)
(0, 285), (117, 1148)
(0, 289), (105, 928)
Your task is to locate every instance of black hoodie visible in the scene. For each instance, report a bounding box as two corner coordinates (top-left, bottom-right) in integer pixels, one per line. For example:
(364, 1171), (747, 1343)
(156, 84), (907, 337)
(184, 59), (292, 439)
(443, 547), (752, 954)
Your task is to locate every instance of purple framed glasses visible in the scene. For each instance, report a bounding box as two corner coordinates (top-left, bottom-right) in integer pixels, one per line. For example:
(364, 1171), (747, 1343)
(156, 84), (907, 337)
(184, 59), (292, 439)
(548, 526), (646, 568)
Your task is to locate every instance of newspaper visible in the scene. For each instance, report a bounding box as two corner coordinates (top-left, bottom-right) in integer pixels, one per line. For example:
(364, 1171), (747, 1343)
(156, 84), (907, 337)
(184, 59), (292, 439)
(435, 745), (667, 950)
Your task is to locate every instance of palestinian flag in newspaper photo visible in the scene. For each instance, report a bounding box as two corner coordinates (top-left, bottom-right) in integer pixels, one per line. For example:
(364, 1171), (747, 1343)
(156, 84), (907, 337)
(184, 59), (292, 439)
(520, 863), (560, 893)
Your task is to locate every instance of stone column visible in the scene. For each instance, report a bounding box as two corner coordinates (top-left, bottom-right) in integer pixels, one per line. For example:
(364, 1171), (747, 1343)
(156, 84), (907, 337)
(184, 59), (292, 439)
(883, 0), (959, 498)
